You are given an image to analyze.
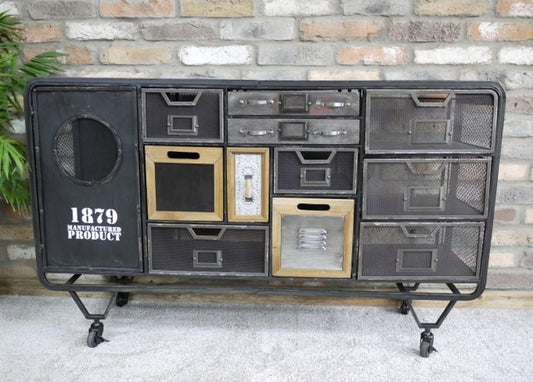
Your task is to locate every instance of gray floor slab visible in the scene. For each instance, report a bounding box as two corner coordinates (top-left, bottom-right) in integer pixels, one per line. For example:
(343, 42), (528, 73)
(0, 295), (532, 381)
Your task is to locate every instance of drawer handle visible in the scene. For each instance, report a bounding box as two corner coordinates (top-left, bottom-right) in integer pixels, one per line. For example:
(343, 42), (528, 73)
(188, 227), (225, 240)
(244, 175), (253, 201)
(162, 90), (202, 106)
(411, 92), (451, 107)
(400, 225), (439, 238)
(239, 128), (275, 136)
(167, 151), (200, 160)
(296, 203), (330, 211)
(315, 101), (350, 108)
(239, 99), (275, 106)
(312, 129), (347, 137)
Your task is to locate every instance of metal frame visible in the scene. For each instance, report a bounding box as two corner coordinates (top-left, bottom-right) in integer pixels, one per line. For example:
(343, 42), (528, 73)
(25, 78), (505, 354)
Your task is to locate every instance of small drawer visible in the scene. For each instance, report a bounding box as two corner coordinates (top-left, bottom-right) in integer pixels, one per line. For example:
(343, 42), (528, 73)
(358, 222), (484, 281)
(228, 119), (359, 145)
(145, 146), (223, 221)
(148, 224), (268, 276)
(142, 88), (223, 142)
(228, 90), (359, 116)
(363, 158), (490, 219)
(275, 148), (357, 194)
(272, 198), (354, 278)
(366, 89), (497, 153)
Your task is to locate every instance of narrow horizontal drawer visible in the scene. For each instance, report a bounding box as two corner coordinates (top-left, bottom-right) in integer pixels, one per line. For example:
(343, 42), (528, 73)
(363, 158), (491, 219)
(228, 90), (359, 116)
(358, 222), (484, 281)
(148, 224), (268, 276)
(366, 89), (497, 153)
(274, 148), (357, 194)
(142, 88), (223, 142)
(228, 119), (359, 144)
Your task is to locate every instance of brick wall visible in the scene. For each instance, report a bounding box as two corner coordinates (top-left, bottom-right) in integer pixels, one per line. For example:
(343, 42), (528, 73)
(1, 0), (531, 289)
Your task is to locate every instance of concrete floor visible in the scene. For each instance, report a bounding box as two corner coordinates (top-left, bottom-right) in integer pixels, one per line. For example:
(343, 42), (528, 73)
(0, 294), (532, 381)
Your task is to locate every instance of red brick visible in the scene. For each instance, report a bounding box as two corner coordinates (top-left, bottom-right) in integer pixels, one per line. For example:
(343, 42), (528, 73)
(22, 23), (62, 43)
(300, 20), (383, 41)
(497, 0), (533, 17)
(100, 0), (175, 18)
(470, 22), (533, 41)
(337, 46), (408, 65)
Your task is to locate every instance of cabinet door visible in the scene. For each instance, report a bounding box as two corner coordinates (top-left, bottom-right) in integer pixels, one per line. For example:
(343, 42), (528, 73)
(31, 86), (142, 273)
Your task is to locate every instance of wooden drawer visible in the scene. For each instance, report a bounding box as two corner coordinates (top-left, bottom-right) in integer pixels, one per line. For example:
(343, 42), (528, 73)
(145, 146), (223, 221)
(272, 198), (354, 278)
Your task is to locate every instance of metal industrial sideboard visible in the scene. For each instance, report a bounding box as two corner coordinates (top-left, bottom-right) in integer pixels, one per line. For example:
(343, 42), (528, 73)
(26, 79), (505, 357)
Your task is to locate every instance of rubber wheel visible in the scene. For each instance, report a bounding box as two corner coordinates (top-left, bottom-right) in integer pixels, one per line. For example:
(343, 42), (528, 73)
(420, 340), (431, 358)
(116, 292), (129, 307)
(399, 301), (410, 315)
(87, 330), (98, 348)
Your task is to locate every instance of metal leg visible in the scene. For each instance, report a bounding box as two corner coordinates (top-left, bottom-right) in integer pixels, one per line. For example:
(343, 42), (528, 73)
(397, 283), (459, 357)
(68, 288), (116, 348)
(396, 283), (420, 315)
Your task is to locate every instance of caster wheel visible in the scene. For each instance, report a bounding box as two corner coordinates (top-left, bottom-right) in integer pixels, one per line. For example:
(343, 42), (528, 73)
(419, 331), (436, 358)
(90, 321), (104, 337)
(420, 340), (432, 358)
(87, 322), (107, 348)
(87, 330), (98, 348)
(399, 301), (410, 315)
(116, 292), (130, 307)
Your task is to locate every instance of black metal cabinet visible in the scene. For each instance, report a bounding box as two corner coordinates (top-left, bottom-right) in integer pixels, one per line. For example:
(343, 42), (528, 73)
(26, 79), (504, 355)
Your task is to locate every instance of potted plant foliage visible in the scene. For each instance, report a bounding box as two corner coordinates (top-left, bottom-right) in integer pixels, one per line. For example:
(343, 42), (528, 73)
(0, 11), (63, 212)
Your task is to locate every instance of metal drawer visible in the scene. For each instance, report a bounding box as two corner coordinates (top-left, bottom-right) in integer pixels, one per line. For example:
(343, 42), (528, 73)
(274, 148), (357, 194)
(363, 158), (491, 219)
(272, 198), (354, 278)
(358, 222), (484, 281)
(228, 90), (360, 116)
(142, 88), (223, 142)
(228, 118), (359, 145)
(148, 224), (268, 276)
(366, 89), (497, 153)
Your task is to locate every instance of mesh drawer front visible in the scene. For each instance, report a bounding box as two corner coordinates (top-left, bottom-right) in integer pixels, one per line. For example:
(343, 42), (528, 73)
(275, 148), (357, 194)
(149, 225), (268, 275)
(142, 88), (223, 142)
(366, 90), (496, 153)
(363, 158), (490, 219)
(358, 222), (484, 281)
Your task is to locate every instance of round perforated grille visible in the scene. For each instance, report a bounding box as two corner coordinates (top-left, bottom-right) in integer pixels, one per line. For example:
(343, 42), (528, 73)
(54, 115), (121, 185)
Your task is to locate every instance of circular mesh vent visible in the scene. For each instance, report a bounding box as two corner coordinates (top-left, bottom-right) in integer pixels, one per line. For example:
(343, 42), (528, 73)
(54, 115), (121, 185)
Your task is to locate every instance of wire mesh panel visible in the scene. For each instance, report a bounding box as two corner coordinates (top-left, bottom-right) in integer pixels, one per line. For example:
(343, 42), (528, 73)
(358, 222), (484, 281)
(149, 224), (268, 276)
(363, 158), (490, 219)
(142, 88), (223, 142)
(365, 90), (496, 153)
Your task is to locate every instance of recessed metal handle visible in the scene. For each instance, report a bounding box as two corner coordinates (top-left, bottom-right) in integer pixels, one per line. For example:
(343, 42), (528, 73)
(411, 92), (451, 107)
(312, 129), (347, 137)
(239, 128), (275, 136)
(315, 101), (349, 108)
(239, 99), (275, 106)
